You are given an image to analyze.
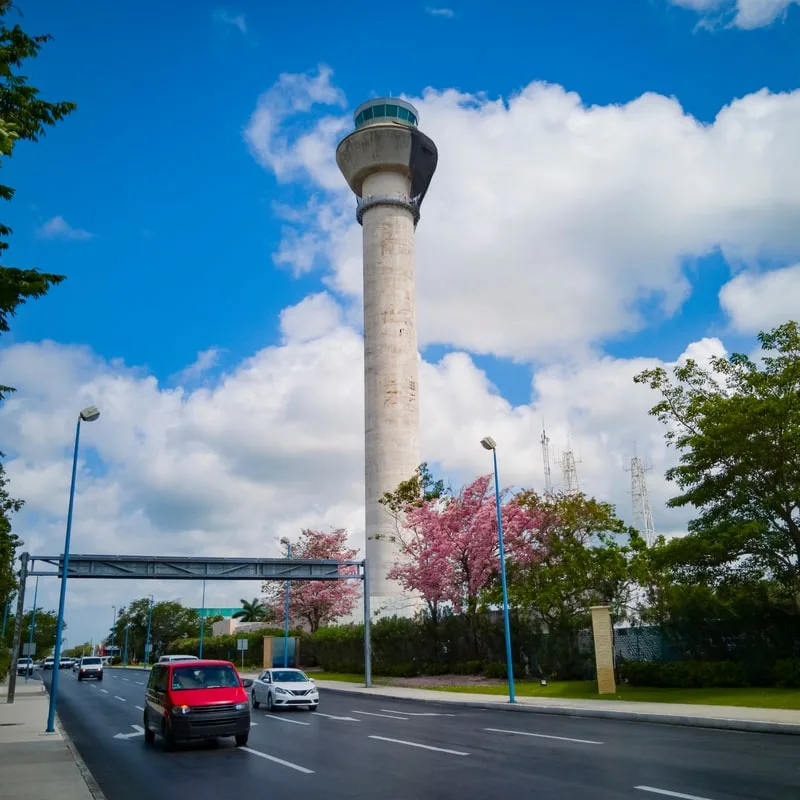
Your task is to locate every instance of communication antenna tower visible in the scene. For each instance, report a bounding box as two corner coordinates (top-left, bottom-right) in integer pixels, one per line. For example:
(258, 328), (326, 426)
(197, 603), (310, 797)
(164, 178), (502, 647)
(540, 427), (553, 495)
(625, 449), (656, 547)
(561, 445), (581, 494)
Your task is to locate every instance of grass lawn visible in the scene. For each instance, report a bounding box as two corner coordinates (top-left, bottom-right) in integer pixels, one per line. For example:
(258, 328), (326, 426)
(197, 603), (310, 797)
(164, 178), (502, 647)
(312, 673), (800, 710)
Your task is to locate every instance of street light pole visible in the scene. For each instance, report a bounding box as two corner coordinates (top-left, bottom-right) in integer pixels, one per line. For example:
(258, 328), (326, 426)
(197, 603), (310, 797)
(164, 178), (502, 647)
(25, 577), (38, 682)
(144, 596), (154, 667)
(47, 405), (101, 733)
(110, 605), (117, 664)
(480, 436), (516, 704)
(281, 538), (291, 667)
(199, 580), (206, 659)
(123, 623), (130, 667)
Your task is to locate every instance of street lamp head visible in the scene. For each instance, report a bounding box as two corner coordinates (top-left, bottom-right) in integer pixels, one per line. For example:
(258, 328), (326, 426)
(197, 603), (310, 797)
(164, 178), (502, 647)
(80, 406), (100, 422)
(480, 436), (497, 451)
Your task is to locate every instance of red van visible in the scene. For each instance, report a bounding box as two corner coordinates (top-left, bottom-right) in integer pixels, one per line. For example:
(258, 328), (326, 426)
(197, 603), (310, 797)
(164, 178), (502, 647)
(143, 659), (252, 750)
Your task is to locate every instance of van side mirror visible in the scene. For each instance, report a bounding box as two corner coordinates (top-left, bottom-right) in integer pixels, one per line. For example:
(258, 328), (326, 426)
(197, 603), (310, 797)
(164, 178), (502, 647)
(242, 678), (253, 688)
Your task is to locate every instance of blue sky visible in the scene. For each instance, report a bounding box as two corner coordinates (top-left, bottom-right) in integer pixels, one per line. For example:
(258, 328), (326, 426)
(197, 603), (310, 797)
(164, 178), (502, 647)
(2, 0), (800, 642)
(6, 1), (799, 393)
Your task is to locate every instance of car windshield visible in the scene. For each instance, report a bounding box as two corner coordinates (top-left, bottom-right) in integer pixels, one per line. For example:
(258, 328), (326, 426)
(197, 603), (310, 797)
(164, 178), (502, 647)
(82, 658), (102, 665)
(271, 670), (309, 682)
(171, 665), (240, 690)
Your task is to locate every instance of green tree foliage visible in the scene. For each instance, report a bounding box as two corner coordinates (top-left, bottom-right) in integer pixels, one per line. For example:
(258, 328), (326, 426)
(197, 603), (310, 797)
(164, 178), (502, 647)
(1, 606), (59, 657)
(0, 0), (76, 614)
(63, 641), (93, 658)
(634, 321), (800, 594)
(232, 597), (272, 622)
(379, 462), (448, 515)
(0, 458), (22, 605)
(503, 491), (642, 627)
(108, 599), (204, 660)
(0, 0), (75, 374)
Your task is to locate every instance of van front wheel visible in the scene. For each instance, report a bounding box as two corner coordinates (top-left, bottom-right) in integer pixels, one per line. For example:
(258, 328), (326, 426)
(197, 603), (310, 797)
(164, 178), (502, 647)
(235, 733), (248, 747)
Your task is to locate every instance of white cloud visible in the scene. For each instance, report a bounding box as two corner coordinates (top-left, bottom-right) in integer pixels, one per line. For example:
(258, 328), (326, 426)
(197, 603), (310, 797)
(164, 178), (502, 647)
(667, 0), (800, 28)
(719, 264), (800, 333)
(426, 7), (456, 17)
(172, 348), (223, 386)
(213, 9), (247, 34)
(0, 294), (713, 644)
(36, 216), (94, 241)
(246, 68), (800, 361)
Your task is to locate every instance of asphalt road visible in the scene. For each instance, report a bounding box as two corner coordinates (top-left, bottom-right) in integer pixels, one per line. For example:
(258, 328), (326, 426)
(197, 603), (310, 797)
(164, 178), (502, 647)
(42, 667), (798, 800)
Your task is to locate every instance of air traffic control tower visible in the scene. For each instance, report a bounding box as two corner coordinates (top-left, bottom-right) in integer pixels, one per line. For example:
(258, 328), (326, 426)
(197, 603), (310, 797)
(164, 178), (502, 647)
(336, 98), (438, 616)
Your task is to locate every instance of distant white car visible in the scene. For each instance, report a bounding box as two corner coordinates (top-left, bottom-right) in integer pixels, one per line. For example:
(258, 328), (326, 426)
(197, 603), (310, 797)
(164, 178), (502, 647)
(157, 654), (199, 664)
(251, 668), (319, 712)
(77, 656), (104, 681)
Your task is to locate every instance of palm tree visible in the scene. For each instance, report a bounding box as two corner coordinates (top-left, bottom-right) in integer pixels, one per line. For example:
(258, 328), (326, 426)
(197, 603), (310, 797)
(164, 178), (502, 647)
(232, 598), (270, 622)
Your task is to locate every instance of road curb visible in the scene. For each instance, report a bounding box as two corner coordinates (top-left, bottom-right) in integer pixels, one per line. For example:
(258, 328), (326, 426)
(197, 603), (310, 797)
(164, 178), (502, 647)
(316, 686), (800, 736)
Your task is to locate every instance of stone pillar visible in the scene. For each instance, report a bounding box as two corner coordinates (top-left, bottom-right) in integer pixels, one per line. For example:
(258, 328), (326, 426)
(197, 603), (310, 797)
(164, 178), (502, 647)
(590, 605), (616, 695)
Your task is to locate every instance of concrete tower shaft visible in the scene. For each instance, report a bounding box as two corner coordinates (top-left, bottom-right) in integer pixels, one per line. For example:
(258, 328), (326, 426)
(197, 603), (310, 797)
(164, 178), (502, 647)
(336, 99), (437, 613)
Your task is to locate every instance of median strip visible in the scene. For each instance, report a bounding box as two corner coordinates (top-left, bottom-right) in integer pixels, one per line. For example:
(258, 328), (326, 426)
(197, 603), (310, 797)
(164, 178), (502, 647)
(368, 735), (469, 756)
(485, 728), (603, 745)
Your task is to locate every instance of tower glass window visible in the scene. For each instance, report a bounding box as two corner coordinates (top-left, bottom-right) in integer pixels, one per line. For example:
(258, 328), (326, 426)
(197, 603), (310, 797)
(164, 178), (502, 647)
(353, 99), (420, 130)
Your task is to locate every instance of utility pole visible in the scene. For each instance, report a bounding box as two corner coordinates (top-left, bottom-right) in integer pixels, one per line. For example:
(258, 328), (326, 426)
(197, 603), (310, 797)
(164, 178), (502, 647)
(540, 428), (553, 496)
(6, 553), (29, 703)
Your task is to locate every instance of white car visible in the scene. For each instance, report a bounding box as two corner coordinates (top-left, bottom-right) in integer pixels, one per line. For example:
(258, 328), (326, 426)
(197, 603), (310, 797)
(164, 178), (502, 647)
(76, 656), (104, 681)
(251, 668), (319, 712)
(157, 654), (199, 664)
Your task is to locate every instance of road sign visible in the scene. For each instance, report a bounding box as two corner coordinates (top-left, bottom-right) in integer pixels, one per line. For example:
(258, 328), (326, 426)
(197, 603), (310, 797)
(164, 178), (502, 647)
(192, 607), (241, 617)
(22, 642), (36, 655)
(236, 639), (248, 651)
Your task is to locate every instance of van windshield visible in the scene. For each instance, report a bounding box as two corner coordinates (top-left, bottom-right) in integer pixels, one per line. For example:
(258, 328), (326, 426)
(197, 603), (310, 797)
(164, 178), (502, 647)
(82, 658), (102, 665)
(171, 665), (240, 691)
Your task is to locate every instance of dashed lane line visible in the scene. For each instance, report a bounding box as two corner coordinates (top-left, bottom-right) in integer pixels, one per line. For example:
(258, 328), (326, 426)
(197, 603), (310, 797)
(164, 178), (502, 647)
(368, 735), (469, 757)
(114, 696), (127, 702)
(484, 728), (603, 745)
(100, 689), (109, 694)
(352, 710), (408, 720)
(635, 788), (716, 800)
(135, 705), (145, 711)
(260, 713), (310, 726)
(241, 747), (314, 774)
(380, 708), (458, 717)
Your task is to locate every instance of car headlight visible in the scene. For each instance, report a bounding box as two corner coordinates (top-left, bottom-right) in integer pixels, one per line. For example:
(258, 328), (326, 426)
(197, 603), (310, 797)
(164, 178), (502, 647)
(171, 705), (191, 715)
(275, 687), (290, 695)
(234, 702), (246, 711)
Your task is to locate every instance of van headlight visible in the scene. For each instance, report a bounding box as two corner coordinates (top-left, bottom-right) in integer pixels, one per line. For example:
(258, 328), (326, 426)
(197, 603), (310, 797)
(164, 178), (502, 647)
(171, 705), (191, 715)
(234, 703), (246, 711)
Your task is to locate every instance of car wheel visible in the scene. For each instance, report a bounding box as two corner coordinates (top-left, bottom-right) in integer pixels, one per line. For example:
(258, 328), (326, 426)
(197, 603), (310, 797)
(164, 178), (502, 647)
(251, 690), (260, 709)
(235, 733), (249, 747)
(77, 675), (83, 681)
(266, 692), (274, 712)
(97, 675), (103, 681)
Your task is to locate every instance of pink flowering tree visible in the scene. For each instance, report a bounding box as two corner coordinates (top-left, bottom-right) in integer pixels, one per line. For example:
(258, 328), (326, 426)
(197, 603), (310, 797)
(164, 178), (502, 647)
(386, 474), (549, 625)
(263, 529), (361, 632)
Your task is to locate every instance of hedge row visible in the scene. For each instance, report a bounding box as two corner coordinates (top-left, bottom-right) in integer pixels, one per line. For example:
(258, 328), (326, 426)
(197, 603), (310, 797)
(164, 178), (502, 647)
(168, 628), (304, 666)
(0, 649), (10, 683)
(620, 659), (800, 688)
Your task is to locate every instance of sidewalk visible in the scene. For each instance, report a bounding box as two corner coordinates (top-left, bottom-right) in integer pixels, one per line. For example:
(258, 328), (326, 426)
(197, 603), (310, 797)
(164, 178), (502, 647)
(310, 679), (800, 736)
(0, 675), (102, 799)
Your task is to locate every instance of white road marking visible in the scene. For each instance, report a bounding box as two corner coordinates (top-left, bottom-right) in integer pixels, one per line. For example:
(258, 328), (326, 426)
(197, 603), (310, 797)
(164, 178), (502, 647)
(368, 735), (469, 756)
(122, 678), (130, 682)
(352, 710), (408, 720)
(135, 681), (144, 685)
(101, 689), (109, 694)
(241, 747), (314, 774)
(484, 728), (603, 745)
(113, 725), (145, 740)
(135, 705), (145, 711)
(88, 684), (97, 689)
(635, 788), (715, 800)
(315, 712), (360, 722)
(251, 722), (258, 726)
(261, 713), (310, 726)
(381, 708), (457, 717)
(114, 695), (127, 702)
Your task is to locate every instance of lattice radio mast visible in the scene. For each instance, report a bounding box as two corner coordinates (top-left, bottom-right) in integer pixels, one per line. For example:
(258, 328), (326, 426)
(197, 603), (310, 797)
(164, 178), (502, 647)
(626, 450), (656, 547)
(540, 427), (554, 496)
(561, 444), (581, 494)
